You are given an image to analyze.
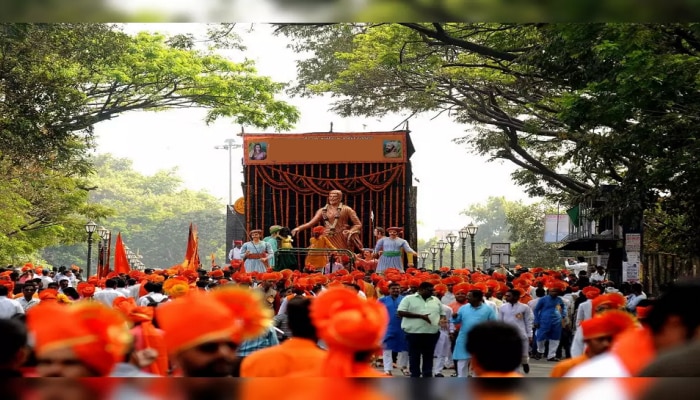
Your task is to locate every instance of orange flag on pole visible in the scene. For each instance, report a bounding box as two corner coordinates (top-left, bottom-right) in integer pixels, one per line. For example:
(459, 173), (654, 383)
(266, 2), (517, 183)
(113, 232), (131, 274)
(182, 223), (200, 271)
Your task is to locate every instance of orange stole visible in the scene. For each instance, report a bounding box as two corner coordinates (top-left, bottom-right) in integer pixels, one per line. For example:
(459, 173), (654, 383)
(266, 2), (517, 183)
(241, 338), (328, 377)
(131, 323), (169, 376)
(612, 327), (656, 376)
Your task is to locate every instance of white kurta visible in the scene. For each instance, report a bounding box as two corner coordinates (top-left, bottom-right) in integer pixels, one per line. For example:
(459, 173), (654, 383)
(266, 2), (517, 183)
(499, 302), (534, 339)
(571, 300), (593, 357)
(565, 352), (630, 377)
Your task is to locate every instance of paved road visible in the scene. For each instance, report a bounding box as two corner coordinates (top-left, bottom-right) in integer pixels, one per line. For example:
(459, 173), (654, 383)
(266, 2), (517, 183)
(377, 357), (555, 378)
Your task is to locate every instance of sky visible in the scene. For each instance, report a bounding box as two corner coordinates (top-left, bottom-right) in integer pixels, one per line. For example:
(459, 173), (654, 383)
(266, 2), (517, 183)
(93, 23), (534, 241)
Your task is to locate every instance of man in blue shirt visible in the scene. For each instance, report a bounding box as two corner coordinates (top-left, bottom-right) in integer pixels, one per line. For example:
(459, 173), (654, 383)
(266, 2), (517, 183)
(378, 282), (408, 376)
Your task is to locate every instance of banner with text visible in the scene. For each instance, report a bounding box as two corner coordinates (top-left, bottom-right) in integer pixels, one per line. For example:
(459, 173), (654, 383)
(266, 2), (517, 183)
(242, 131), (408, 165)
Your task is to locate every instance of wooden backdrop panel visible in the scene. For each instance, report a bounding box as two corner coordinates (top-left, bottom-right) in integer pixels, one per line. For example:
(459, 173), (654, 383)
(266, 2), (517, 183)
(244, 161), (415, 252)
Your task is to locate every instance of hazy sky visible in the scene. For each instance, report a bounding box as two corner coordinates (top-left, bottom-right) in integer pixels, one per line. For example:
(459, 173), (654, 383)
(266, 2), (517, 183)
(94, 24), (534, 240)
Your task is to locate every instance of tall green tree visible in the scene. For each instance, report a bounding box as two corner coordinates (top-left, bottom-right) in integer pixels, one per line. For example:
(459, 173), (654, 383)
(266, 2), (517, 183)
(461, 196), (564, 268)
(0, 23), (298, 263)
(277, 23), (700, 258)
(42, 154), (226, 269)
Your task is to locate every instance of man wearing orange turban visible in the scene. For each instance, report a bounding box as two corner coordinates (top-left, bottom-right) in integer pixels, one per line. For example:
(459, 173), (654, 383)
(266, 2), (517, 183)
(533, 283), (567, 361)
(571, 291), (627, 357)
(285, 287), (388, 377)
(241, 297), (327, 377)
(27, 302), (132, 377)
(156, 288), (272, 377)
(551, 310), (635, 377)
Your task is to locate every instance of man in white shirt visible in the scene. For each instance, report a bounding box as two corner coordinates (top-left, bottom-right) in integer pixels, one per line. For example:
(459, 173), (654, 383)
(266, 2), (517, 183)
(93, 278), (126, 307)
(625, 283), (647, 313)
(499, 289), (534, 373)
(17, 281), (40, 312)
(137, 282), (168, 307)
(0, 285), (24, 319)
(228, 240), (243, 262)
(440, 284), (456, 306)
(565, 258), (589, 276)
(115, 279), (131, 297)
(38, 270), (53, 290)
(589, 266), (606, 283)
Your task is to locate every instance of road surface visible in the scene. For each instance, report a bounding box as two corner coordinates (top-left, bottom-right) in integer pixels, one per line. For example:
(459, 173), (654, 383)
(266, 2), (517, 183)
(378, 357), (556, 377)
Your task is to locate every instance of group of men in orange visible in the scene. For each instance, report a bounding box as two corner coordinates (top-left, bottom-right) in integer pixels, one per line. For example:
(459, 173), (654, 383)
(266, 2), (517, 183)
(5, 255), (697, 385)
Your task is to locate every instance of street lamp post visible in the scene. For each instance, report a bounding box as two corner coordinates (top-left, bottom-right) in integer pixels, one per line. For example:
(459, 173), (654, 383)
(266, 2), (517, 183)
(215, 139), (242, 206)
(466, 222), (479, 272)
(458, 228), (468, 269)
(446, 233), (457, 270)
(437, 239), (447, 269)
(420, 250), (429, 269)
(85, 221), (97, 278)
(97, 226), (110, 278)
(429, 246), (438, 271)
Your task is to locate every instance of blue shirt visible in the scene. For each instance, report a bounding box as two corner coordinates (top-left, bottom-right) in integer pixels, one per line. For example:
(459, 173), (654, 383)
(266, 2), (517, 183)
(237, 326), (280, 356)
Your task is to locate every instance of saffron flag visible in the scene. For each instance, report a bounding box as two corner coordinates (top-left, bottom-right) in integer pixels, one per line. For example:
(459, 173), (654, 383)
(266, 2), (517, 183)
(113, 232), (131, 274)
(182, 223), (200, 271)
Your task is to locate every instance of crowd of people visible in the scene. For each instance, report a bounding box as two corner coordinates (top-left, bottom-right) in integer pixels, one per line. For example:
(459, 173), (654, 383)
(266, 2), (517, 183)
(1, 230), (699, 385)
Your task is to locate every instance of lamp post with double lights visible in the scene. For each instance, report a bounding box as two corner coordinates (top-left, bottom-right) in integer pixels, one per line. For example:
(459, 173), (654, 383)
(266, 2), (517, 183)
(85, 221), (97, 278)
(97, 226), (110, 278)
(466, 222), (479, 271)
(459, 227), (468, 269)
(437, 239), (447, 269)
(429, 246), (438, 270)
(215, 139), (242, 207)
(446, 232), (457, 270)
(420, 250), (429, 269)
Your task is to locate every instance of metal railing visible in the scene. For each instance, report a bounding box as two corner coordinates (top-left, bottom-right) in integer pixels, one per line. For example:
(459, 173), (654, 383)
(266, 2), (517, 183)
(272, 247), (356, 274)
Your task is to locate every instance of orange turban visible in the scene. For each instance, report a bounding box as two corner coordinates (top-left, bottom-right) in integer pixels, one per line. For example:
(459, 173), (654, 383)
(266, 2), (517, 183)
(582, 310), (636, 340)
(77, 282), (96, 298)
(312, 226), (325, 234)
(27, 302), (132, 376)
(433, 284), (448, 296)
(163, 277), (190, 298)
(453, 283), (471, 296)
(0, 279), (14, 294)
(310, 287), (388, 377)
(592, 293), (627, 312)
(156, 292), (239, 355)
(113, 297), (137, 318)
(128, 306), (155, 324)
(38, 288), (58, 302)
(636, 305), (652, 320)
(209, 269), (224, 279)
(582, 286), (601, 300)
(207, 286), (273, 344)
(261, 272), (281, 282)
(472, 282), (488, 293)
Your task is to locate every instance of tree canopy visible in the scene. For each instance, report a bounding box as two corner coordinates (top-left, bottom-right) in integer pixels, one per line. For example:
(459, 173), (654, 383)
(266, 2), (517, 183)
(278, 23), (700, 257)
(42, 154), (226, 269)
(0, 23), (298, 264)
(462, 196), (562, 268)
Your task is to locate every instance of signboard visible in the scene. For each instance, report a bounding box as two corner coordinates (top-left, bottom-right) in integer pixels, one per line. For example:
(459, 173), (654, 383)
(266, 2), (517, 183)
(544, 214), (569, 242)
(625, 233), (641, 252)
(491, 254), (510, 266)
(490, 243), (510, 254)
(623, 252), (640, 282)
(242, 131), (408, 165)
